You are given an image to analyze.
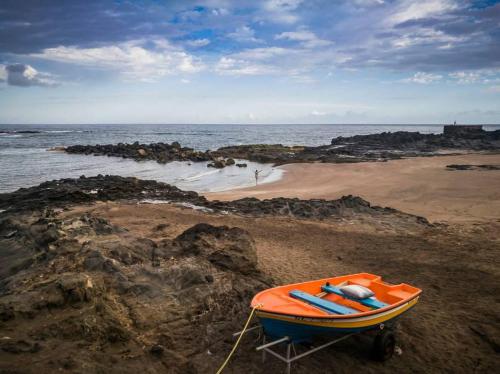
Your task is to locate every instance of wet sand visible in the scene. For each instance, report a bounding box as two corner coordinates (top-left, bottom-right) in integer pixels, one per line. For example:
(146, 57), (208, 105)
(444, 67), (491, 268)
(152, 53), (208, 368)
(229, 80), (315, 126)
(206, 154), (500, 223)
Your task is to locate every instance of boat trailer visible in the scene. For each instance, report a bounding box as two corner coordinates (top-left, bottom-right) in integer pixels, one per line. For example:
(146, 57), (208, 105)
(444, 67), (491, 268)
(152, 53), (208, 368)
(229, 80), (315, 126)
(233, 323), (396, 374)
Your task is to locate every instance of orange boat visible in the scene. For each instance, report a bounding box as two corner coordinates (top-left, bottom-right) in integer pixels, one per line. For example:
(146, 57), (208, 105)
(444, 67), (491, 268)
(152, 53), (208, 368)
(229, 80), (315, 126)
(251, 273), (421, 342)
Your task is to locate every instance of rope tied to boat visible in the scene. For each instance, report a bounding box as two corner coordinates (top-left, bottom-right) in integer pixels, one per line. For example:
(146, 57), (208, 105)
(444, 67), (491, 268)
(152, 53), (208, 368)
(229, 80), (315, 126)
(215, 303), (263, 374)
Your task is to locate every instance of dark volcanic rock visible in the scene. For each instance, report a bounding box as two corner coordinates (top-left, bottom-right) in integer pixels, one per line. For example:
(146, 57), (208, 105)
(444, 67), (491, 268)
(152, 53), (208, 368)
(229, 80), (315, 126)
(62, 127), (500, 168)
(65, 141), (213, 164)
(224, 195), (375, 218)
(330, 128), (500, 152)
(65, 142), (253, 169)
(0, 175), (204, 212)
(446, 164), (500, 171)
(0, 210), (271, 373)
(0, 130), (41, 134)
(173, 223), (258, 275)
(213, 144), (305, 164)
(213, 128), (499, 165)
(207, 159), (226, 168)
(0, 176), (429, 225)
(56, 273), (97, 304)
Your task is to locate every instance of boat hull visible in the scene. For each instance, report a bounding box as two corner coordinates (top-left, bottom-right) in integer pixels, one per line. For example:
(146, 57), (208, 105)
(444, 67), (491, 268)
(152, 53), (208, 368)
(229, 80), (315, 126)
(257, 296), (419, 342)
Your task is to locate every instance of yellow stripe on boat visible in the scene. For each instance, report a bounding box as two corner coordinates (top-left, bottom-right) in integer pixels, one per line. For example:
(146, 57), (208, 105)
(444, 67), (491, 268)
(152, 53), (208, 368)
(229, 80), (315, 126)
(256, 296), (419, 329)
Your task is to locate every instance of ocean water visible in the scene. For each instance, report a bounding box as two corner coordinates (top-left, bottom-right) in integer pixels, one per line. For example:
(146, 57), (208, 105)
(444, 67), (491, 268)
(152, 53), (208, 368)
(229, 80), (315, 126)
(1, 123), (498, 193)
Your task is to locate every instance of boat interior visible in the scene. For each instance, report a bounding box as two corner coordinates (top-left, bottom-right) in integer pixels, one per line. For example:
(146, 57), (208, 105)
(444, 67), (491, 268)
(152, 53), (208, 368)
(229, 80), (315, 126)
(253, 273), (422, 318)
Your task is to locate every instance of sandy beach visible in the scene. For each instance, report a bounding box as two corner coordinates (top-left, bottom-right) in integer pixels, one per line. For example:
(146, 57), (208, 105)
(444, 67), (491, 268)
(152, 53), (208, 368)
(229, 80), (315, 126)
(206, 154), (500, 223)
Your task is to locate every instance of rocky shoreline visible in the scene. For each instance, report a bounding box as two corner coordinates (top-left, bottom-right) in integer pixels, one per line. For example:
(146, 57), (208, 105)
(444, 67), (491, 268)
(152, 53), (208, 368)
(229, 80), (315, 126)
(0, 175), (429, 224)
(0, 175), (428, 224)
(65, 141), (214, 163)
(61, 127), (500, 167)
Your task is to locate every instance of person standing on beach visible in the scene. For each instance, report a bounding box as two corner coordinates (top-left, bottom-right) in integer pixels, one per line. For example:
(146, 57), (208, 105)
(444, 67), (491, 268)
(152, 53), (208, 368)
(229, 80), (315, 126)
(255, 169), (262, 186)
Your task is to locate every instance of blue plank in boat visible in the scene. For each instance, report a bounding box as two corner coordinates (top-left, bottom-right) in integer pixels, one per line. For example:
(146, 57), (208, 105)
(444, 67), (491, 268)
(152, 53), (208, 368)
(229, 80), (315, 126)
(321, 285), (388, 309)
(289, 290), (357, 315)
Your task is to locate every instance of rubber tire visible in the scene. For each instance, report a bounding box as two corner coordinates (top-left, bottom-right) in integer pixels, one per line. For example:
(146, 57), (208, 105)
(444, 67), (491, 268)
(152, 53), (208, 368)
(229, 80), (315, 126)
(372, 330), (395, 362)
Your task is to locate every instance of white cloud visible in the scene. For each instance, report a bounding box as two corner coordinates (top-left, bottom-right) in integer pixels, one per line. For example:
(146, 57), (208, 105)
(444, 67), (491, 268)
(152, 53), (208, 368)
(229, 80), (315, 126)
(276, 29), (317, 42)
(264, 0), (302, 12)
(262, 0), (303, 24)
(389, 0), (458, 25)
(233, 47), (291, 60)
(215, 45), (351, 78)
(450, 71), (478, 83)
(32, 39), (204, 81)
(402, 72), (442, 84)
(275, 29), (333, 48)
(2, 63), (57, 87)
(449, 71), (481, 84)
(448, 70), (500, 84)
(227, 26), (262, 43)
(392, 28), (466, 49)
(215, 47), (302, 76)
(211, 8), (229, 16)
(186, 38), (210, 47)
(214, 57), (277, 75)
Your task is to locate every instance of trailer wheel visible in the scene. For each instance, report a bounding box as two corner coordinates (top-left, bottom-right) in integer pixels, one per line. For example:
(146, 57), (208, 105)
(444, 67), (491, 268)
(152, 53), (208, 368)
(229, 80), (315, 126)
(372, 330), (395, 361)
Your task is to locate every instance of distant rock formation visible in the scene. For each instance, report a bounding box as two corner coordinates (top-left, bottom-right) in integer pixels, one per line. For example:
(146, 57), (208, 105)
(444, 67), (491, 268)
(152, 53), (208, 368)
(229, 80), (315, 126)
(329, 126), (500, 154)
(62, 126), (500, 167)
(443, 125), (483, 137)
(65, 141), (213, 163)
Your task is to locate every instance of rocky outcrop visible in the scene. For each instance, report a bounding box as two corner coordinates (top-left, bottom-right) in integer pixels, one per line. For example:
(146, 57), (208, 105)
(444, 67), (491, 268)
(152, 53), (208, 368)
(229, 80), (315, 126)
(446, 164), (500, 171)
(221, 195), (370, 217)
(330, 128), (500, 152)
(0, 174), (204, 212)
(212, 144), (306, 164)
(0, 210), (272, 373)
(65, 141), (237, 167)
(443, 125), (484, 137)
(0, 176), (429, 225)
(62, 127), (500, 168)
(0, 130), (41, 134)
(65, 141), (211, 163)
(173, 223), (258, 275)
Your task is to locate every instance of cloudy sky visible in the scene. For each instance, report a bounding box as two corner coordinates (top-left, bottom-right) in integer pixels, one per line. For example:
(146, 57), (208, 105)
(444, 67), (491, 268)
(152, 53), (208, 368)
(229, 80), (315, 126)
(0, 0), (499, 124)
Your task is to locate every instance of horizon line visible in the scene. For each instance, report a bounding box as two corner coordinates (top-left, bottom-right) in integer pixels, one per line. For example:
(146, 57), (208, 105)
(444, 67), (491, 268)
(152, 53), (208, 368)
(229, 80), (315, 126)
(2, 123), (500, 126)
